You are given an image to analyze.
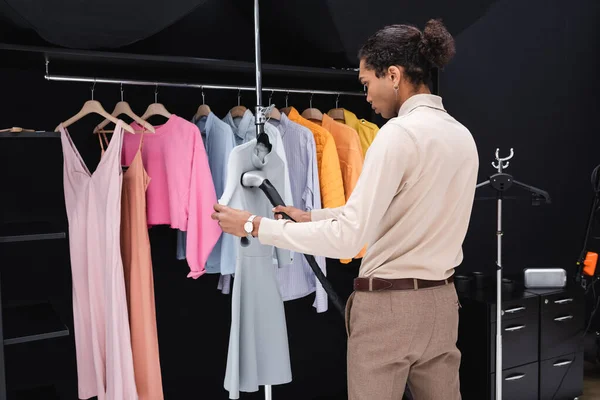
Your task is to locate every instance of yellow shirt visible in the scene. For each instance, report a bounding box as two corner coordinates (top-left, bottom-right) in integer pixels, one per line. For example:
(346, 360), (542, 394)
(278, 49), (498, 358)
(329, 109), (379, 157)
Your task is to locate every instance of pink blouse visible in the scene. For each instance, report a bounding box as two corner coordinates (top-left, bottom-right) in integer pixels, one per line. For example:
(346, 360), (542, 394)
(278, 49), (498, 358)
(122, 115), (220, 278)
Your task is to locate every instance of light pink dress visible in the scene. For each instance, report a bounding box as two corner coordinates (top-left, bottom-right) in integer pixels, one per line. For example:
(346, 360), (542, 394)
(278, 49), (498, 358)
(60, 120), (138, 400)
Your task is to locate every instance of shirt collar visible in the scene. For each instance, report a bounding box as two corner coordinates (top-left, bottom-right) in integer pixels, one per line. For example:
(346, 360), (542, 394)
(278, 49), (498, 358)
(285, 107), (300, 122)
(342, 109), (359, 130)
(192, 112), (213, 139)
(321, 113), (334, 132)
(397, 94), (446, 117)
(278, 113), (292, 137)
(224, 109), (255, 142)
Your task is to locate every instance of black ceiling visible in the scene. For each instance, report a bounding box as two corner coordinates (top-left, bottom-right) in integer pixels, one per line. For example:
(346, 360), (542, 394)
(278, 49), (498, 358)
(0, 0), (499, 68)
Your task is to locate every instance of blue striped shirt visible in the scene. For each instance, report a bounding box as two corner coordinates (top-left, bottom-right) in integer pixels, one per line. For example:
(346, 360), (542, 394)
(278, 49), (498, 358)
(268, 114), (328, 313)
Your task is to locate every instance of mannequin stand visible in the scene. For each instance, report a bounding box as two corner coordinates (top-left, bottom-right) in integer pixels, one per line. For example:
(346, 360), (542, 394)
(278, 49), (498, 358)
(476, 148), (550, 399)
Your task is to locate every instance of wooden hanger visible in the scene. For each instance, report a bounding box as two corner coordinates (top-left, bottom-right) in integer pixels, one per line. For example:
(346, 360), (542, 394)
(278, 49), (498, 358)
(55, 82), (135, 133)
(0, 127), (35, 133)
(141, 85), (173, 121)
(229, 89), (247, 118)
(266, 91), (281, 121)
(301, 94), (323, 122)
(194, 88), (212, 120)
(94, 85), (155, 133)
(328, 94), (345, 121)
(268, 107), (281, 121)
(302, 108), (323, 122)
(280, 92), (293, 116)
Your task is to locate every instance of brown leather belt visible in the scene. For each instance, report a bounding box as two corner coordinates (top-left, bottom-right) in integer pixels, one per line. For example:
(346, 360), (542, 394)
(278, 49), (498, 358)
(353, 276), (454, 292)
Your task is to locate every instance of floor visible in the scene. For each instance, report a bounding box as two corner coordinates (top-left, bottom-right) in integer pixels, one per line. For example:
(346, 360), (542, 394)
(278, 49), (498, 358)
(584, 361), (600, 398)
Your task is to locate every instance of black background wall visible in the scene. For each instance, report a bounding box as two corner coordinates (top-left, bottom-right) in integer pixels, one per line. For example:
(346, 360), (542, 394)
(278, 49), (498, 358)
(444, 0), (600, 278)
(0, 0), (599, 398)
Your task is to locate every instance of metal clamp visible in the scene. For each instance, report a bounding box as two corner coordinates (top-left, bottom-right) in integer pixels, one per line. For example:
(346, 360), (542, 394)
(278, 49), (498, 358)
(255, 105), (269, 125)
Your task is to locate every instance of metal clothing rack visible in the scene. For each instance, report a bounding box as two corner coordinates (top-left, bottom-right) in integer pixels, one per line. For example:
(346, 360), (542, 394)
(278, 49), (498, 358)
(43, 73), (365, 98)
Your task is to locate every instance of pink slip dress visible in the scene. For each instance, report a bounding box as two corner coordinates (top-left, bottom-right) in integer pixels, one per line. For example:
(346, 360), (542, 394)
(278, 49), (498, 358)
(60, 120), (138, 400)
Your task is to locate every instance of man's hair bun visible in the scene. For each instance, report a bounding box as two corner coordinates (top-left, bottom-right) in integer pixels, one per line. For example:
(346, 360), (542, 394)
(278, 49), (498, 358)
(418, 19), (456, 68)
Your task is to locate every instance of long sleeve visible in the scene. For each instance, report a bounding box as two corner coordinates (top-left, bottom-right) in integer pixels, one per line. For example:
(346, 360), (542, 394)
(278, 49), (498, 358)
(319, 135), (345, 209)
(258, 125), (419, 259)
(185, 131), (221, 278)
(272, 125), (294, 208)
(303, 134), (319, 212)
(304, 135), (328, 312)
(311, 207), (344, 222)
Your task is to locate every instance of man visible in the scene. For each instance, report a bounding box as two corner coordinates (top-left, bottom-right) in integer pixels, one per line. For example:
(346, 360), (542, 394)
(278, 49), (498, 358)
(213, 19), (478, 400)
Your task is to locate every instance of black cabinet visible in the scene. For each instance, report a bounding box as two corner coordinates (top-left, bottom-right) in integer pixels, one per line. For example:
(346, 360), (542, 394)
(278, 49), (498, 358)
(539, 353), (583, 400)
(491, 362), (539, 400)
(530, 289), (585, 361)
(458, 284), (584, 400)
(490, 315), (539, 372)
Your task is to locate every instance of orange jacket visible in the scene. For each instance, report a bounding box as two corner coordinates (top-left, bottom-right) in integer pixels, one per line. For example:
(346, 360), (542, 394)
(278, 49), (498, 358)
(321, 114), (367, 260)
(329, 109), (379, 157)
(286, 108), (345, 210)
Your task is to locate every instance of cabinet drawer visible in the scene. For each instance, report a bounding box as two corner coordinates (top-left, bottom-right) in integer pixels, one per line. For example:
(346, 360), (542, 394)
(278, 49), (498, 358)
(491, 295), (539, 322)
(490, 361), (538, 400)
(540, 305), (584, 360)
(491, 316), (539, 372)
(540, 290), (583, 316)
(539, 352), (583, 400)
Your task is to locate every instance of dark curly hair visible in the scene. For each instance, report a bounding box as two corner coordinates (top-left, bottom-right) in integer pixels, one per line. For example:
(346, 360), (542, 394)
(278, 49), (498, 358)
(358, 19), (456, 85)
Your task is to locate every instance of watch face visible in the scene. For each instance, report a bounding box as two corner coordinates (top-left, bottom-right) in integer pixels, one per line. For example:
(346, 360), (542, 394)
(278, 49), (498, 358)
(244, 221), (253, 234)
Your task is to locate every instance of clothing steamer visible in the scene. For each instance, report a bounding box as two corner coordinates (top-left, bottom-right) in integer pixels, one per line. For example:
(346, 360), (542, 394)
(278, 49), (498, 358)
(240, 171), (347, 317)
(476, 149), (551, 400)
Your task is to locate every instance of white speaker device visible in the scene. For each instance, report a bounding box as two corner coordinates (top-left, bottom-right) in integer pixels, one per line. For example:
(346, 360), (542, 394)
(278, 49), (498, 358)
(523, 268), (567, 288)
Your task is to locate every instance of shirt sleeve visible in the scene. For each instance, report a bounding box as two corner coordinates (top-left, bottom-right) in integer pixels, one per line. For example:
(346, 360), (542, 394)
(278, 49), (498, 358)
(258, 125), (419, 259)
(302, 132), (319, 212)
(185, 127), (222, 278)
(319, 134), (346, 209)
(311, 207), (343, 221)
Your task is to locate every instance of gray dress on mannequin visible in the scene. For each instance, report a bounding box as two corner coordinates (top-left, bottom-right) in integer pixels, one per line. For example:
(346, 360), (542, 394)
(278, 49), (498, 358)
(220, 130), (293, 399)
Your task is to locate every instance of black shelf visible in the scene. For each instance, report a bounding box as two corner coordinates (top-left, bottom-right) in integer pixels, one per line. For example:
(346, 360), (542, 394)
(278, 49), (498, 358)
(3, 303), (69, 346)
(0, 132), (60, 139)
(0, 222), (66, 244)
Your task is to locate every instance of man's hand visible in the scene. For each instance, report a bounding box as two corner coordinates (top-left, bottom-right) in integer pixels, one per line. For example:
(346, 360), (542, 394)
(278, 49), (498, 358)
(272, 206), (311, 222)
(212, 204), (252, 237)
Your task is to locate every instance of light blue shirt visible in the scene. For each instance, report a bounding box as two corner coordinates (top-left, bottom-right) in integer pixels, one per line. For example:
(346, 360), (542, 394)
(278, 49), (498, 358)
(217, 110), (296, 294)
(176, 112), (236, 274)
(269, 114), (328, 313)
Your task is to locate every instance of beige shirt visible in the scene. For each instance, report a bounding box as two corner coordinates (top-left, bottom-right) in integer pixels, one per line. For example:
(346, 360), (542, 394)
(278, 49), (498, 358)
(258, 94), (479, 280)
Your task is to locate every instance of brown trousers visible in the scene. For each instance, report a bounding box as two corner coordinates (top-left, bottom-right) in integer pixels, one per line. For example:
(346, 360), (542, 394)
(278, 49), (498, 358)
(345, 282), (461, 400)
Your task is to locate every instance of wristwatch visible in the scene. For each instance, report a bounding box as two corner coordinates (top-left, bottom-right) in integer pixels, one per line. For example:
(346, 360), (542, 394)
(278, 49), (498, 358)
(244, 215), (257, 239)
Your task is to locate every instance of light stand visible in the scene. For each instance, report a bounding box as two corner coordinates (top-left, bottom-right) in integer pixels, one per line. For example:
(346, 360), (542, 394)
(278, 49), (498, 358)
(476, 148), (551, 399)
